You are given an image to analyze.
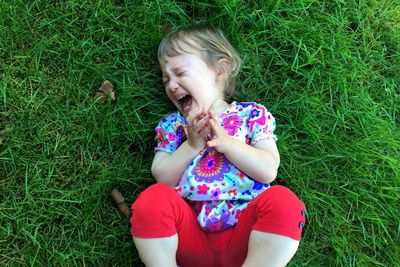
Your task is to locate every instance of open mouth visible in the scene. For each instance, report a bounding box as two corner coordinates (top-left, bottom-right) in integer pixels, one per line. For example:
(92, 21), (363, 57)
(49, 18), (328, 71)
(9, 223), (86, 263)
(177, 95), (193, 113)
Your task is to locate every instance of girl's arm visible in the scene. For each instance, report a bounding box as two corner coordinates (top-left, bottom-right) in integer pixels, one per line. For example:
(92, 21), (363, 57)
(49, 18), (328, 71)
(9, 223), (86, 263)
(151, 141), (201, 186)
(152, 108), (211, 186)
(207, 111), (280, 184)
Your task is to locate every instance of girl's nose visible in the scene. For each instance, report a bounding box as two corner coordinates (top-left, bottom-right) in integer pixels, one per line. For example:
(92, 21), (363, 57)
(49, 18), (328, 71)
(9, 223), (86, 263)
(167, 79), (179, 92)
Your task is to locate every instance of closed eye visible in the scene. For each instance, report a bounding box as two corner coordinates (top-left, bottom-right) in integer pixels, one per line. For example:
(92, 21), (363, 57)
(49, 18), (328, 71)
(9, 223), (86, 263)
(162, 75), (169, 86)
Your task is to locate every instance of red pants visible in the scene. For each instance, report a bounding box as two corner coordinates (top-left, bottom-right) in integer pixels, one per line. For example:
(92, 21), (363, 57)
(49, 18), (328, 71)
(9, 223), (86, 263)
(130, 184), (305, 267)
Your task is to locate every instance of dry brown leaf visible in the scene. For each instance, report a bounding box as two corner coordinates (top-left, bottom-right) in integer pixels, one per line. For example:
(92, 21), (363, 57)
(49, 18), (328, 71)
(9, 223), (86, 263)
(94, 80), (115, 104)
(111, 188), (130, 217)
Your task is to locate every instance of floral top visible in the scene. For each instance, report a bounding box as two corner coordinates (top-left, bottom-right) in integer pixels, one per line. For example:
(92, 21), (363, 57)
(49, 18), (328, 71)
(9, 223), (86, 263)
(154, 101), (277, 232)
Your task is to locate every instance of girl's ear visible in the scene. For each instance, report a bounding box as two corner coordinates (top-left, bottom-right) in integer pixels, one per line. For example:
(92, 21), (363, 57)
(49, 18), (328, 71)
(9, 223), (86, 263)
(215, 58), (231, 81)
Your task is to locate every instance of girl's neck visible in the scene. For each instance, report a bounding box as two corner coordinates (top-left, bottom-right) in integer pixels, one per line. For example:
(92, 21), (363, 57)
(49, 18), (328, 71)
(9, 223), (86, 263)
(210, 99), (229, 117)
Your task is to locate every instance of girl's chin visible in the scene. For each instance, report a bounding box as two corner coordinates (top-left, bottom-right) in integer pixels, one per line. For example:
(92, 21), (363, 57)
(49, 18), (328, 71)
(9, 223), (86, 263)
(181, 108), (193, 118)
(178, 103), (197, 117)
(177, 107), (189, 117)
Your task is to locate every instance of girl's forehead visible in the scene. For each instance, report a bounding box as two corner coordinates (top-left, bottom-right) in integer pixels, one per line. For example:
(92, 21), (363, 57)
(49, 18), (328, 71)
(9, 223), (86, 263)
(160, 52), (200, 69)
(167, 37), (201, 55)
(159, 38), (203, 61)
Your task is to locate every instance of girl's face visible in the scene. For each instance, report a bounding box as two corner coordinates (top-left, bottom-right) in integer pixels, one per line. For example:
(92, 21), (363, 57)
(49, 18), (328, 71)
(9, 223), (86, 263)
(160, 50), (226, 117)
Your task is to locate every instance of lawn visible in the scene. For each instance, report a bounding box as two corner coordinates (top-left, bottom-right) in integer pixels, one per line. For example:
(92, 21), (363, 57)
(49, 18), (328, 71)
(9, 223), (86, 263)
(1, 0), (399, 266)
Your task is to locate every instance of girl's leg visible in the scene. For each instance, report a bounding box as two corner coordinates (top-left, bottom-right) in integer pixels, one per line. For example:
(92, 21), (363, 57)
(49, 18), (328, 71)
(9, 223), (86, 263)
(130, 183), (215, 267)
(242, 231), (299, 267)
(133, 234), (178, 267)
(224, 185), (306, 267)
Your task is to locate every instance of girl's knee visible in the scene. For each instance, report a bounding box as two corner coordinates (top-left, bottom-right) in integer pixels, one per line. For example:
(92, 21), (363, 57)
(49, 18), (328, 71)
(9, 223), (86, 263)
(267, 185), (296, 196)
(251, 186), (306, 240)
(130, 184), (180, 238)
(130, 183), (179, 215)
(132, 183), (177, 206)
(261, 185), (305, 210)
(143, 183), (176, 196)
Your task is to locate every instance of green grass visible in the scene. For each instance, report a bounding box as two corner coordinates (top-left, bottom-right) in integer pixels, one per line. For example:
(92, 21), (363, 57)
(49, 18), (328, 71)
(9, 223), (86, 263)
(1, 0), (399, 266)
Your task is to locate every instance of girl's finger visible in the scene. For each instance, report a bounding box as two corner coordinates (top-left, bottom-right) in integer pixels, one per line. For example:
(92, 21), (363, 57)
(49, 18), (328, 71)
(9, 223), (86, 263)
(201, 107), (208, 116)
(199, 126), (211, 139)
(208, 118), (220, 133)
(207, 139), (215, 147)
(194, 116), (210, 132)
(198, 114), (210, 127)
(187, 108), (202, 123)
(207, 136), (221, 147)
(208, 110), (219, 121)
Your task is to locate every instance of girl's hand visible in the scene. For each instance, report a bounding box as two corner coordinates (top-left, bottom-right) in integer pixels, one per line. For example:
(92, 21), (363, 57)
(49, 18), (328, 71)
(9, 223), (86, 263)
(186, 107), (211, 151)
(207, 110), (233, 154)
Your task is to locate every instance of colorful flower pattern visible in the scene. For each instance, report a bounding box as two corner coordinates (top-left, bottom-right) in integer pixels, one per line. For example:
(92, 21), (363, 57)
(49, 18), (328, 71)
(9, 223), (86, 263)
(192, 149), (230, 183)
(154, 102), (277, 231)
(221, 114), (242, 135)
(197, 184), (210, 195)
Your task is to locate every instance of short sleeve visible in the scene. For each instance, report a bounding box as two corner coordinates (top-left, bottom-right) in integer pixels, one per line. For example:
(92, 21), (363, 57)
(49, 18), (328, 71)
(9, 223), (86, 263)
(248, 103), (277, 145)
(154, 112), (186, 154)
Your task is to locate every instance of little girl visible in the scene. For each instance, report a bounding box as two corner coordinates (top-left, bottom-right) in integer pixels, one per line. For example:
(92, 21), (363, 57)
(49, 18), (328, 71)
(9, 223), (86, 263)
(130, 25), (306, 267)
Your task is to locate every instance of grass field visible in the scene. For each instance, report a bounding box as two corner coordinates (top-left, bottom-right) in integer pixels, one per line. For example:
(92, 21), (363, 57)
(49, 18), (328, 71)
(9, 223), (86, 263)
(1, 0), (399, 266)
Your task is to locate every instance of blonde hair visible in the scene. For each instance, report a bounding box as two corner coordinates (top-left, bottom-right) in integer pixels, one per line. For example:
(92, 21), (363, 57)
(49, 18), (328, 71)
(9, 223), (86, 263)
(158, 25), (241, 100)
